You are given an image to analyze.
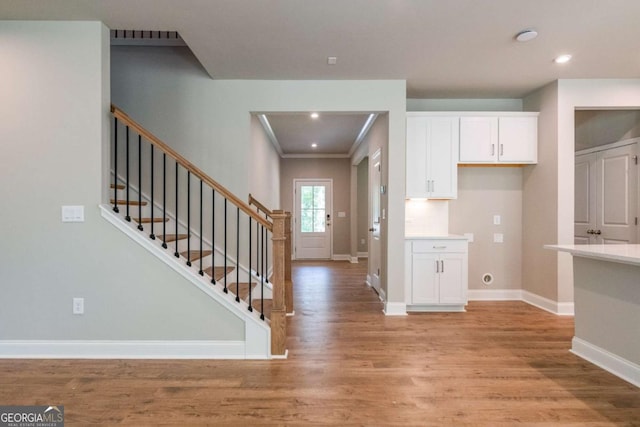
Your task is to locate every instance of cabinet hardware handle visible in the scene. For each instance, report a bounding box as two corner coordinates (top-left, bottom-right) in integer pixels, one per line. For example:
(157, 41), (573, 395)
(500, 144), (504, 156)
(433, 245), (447, 249)
(441, 260), (444, 273)
(436, 260), (439, 273)
(491, 144), (495, 156)
(432, 180), (435, 192)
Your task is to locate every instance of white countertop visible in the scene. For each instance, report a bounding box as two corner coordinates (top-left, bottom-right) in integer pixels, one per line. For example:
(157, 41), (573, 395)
(545, 244), (640, 267)
(405, 234), (468, 240)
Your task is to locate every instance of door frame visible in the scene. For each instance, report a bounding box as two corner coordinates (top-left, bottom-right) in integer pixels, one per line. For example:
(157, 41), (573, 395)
(292, 178), (334, 260)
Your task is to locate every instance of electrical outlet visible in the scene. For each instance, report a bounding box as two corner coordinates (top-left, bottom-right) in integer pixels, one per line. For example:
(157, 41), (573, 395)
(493, 233), (504, 243)
(73, 298), (84, 315)
(493, 215), (501, 225)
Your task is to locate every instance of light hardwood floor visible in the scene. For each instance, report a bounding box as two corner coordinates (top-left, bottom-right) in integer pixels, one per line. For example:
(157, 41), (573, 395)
(0, 260), (638, 425)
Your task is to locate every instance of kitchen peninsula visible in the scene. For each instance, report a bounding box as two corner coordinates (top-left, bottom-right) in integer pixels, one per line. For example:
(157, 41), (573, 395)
(545, 244), (640, 387)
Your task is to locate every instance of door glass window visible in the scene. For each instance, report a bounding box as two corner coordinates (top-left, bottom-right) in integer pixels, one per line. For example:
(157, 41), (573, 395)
(300, 185), (326, 233)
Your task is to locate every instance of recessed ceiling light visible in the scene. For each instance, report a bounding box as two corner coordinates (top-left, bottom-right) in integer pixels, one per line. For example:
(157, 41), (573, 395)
(554, 54), (572, 64)
(327, 56), (337, 65)
(311, 143), (318, 148)
(310, 112), (319, 119)
(515, 29), (538, 42)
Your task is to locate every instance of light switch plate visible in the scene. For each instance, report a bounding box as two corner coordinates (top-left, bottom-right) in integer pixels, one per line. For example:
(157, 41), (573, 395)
(62, 205), (85, 222)
(73, 297), (84, 315)
(493, 233), (504, 243)
(493, 215), (501, 225)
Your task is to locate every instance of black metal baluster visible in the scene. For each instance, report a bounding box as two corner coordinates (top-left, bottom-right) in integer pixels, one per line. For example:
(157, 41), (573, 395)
(113, 118), (119, 213)
(186, 171), (191, 266)
(248, 217), (253, 311)
(236, 207), (240, 302)
(265, 213), (269, 283)
(174, 163), (179, 258)
(211, 189), (216, 284)
(162, 153), (167, 249)
(125, 126), (131, 222)
(260, 225), (265, 320)
(137, 135), (143, 231)
(223, 198), (228, 293)
(150, 145), (155, 240)
(198, 180), (204, 276)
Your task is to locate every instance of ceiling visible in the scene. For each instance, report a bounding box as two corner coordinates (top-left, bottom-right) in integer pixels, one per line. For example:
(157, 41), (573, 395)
(261, 113), (372, 156)
(6, 1), (640, 155)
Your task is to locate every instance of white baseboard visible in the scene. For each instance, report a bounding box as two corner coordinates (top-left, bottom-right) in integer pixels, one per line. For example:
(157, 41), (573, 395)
(383, 302), (407, 316)
(571, 337), (640, 388)
(468, 289), (522, 301)
(365, 275), (372, 287)
(522, 290), (574, 316)
(349, 256), (358, 264)
(332, 254), (351, 261)
(0, 340), (257, 359)
(357, 252), (368, 258)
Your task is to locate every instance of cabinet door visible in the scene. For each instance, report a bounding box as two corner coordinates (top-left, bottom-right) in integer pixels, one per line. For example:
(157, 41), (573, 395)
(411, 253), (439, 304)
(459, 117), (498, 162)
(406, 116), (428, 198)
(498, 117), (538, 163)
(428, 117), (459, 198)
(438, 253), (466, 304)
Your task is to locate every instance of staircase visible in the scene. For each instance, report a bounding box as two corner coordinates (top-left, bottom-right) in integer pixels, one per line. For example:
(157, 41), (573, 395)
(102, 105), (293, 358)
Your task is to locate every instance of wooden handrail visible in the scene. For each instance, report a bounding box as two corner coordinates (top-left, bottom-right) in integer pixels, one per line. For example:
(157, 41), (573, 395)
(111, 105), (272, 231)
(248, 194), (273, 218)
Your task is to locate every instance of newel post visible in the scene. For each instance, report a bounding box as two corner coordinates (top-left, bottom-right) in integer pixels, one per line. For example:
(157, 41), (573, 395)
(270, 210), (287, 357)
(284, 212), (294, 314)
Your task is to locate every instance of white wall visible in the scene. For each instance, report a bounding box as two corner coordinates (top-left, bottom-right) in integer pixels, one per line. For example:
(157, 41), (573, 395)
(111, 46), (407, 305)
(575, 110), (640, 151)
(407, 98), (523, 112)
(0, 21), (243, 342)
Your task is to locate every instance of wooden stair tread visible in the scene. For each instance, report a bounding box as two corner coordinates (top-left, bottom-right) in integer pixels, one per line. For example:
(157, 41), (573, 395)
(204, 266), (234, 281)
(158, 234), (189, 243)
(111, 199), (148, 206)
(251, 298), (273, 319)
(133, 217), (169, 223)
(228, 282), (257, 300)
(180, 250), (212, 262)
(110, 184), (125, 190)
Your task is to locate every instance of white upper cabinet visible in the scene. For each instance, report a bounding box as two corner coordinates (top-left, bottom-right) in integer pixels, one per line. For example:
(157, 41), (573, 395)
(459, 113), (538, 164)
(406, 114), (459, 199)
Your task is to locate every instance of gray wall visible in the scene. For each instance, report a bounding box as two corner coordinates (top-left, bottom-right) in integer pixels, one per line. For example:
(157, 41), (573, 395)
(0, 21), (243, 341)
(357, 158), (369, 254)
(280, 158), (352, 256)
(449, 168), (522, 290)
(575, 110), (640, 151)
(249, 115), (281, 210)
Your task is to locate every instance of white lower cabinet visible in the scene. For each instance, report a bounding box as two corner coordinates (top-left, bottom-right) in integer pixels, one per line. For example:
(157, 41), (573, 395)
(406, 238), (468, 311)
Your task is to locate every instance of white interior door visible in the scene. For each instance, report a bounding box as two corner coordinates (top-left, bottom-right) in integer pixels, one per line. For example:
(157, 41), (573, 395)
(597, 144), (637, 243)
(294, 180), (332, 259)
(369, 150), (382, 293)
(575, 152), (596, 244)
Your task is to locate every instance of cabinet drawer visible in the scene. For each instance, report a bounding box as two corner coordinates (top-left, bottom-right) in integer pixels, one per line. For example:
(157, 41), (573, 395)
(411, 239), (467, 253)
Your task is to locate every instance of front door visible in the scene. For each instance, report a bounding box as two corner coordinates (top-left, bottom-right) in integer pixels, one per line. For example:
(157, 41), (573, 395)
(369, 149), (382, 294)
(294, 180), (332, 259)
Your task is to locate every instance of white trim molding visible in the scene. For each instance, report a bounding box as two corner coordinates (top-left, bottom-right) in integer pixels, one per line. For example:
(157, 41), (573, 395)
(357, 252), (368, 258)
(383, 302), (407, 316)
(0, 340), (253, 359)
(522, 290), (575, 316)
(349, 256), (359, 264)
(332, 254), (351, 261)
(571, 337), (640, 388)
(468, 289), (522, 301)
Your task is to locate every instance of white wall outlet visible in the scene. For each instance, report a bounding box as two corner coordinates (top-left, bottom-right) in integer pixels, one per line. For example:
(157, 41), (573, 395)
(62, 205), (85, 222)
(493, 215), (501, 225)
(493, 233), (504, 243)
(338, 211), (346, 218)
(463, 233), (474, 243)
(73, 297), (84, 315)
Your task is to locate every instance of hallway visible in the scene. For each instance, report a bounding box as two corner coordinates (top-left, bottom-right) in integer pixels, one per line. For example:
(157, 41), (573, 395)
(0, 260), (638, 425)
